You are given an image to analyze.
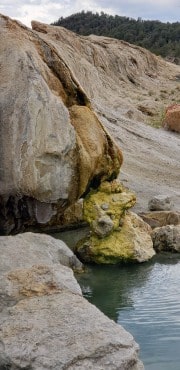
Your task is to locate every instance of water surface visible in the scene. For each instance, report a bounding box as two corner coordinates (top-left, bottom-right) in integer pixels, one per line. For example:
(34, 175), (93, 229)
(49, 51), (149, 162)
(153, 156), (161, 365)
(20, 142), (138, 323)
(76, 256), (180, 370)
(54, 229), (180, 369)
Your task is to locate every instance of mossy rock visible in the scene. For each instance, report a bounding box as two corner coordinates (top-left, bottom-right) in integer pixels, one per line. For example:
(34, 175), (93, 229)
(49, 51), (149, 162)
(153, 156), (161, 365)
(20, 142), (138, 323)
(76, 231), (134, 264)
(76, 212), (155, 264)
(83, 180), (136, 232)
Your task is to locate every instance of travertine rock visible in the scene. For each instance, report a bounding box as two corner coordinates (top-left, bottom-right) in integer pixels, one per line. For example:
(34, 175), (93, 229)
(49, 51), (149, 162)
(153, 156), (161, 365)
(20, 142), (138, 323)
(30, 21), (180, 215)
(0, 232), (144, 369)
(162, 104), (180, 133)
(0, 14), (122, 234)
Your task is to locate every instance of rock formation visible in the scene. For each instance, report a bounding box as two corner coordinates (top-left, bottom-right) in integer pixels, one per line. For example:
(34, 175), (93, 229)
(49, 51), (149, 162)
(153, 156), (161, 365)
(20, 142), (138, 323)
(0, 14), (180, 230)
(29, 21), (180, 213)
(0, 233), (144, 369)
(31, 20), (180, 126)
(0, 14), (122, 234)
(162, 104), (180, 133)
(76, 180), (155, 263)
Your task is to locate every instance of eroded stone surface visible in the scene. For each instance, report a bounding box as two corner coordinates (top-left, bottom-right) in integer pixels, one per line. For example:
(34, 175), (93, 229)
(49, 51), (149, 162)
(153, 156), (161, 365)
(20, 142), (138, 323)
(0, 292), (144, 370)
(0, 14), (122, 234)
(0, 232), (83, 273)
(0, 232), (144, 369)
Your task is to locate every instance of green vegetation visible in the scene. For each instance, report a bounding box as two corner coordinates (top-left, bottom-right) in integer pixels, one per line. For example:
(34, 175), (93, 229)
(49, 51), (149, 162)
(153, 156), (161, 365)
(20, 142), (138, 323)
(52, 11), (180, 61)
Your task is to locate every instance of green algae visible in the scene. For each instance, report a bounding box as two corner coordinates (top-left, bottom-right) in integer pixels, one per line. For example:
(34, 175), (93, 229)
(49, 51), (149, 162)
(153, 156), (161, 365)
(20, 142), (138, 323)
(75, 180), (138, 264)
(76, 229), (135, 264)
(83, 180), (136, 231)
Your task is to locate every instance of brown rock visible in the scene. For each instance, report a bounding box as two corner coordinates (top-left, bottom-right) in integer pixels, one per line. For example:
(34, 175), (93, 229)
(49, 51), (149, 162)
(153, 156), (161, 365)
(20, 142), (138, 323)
(162, 104), (180, 133)
(139, 211), (180, 229)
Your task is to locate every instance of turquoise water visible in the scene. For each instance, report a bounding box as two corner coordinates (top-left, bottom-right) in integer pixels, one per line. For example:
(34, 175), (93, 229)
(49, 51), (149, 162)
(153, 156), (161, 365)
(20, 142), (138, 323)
(54, 229), (180, 369)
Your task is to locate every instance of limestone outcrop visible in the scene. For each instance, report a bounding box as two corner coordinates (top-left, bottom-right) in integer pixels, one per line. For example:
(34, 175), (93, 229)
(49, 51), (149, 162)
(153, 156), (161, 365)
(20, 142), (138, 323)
(162, 104), (180, 133)
(0, 232), (144, 369)
(76, 180), (155, 263)
(0, 14), (122, 234)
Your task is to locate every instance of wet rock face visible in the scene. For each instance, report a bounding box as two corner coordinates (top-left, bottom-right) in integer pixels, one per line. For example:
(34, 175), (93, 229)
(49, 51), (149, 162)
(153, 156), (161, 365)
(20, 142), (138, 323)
(0, 232), (144, 370)
(0, 14), (122, 234)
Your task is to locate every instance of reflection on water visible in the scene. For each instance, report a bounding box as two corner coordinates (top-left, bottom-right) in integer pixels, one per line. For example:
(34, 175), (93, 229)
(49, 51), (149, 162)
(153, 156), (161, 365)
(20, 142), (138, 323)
(53, 229), (180, 370)
(52, 226), (90, 251)
(76, 256), (180, 370)
(78, 262), (154, 321)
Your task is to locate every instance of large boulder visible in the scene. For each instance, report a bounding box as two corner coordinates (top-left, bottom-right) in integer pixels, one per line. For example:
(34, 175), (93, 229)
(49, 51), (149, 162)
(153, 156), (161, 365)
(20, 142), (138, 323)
(0, 232), (83, 272)
(76, 184), (155, 263)
(0, 232), (144, 369)
(0, 14), (122, 234)
(151, 225), (180, 252)
(162, 104), (180, 133)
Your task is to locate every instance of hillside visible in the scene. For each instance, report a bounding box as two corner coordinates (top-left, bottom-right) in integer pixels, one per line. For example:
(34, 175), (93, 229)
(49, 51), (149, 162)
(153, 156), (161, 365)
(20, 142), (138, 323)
(53, 11), (180, 63)
(32, 21), (180, 212)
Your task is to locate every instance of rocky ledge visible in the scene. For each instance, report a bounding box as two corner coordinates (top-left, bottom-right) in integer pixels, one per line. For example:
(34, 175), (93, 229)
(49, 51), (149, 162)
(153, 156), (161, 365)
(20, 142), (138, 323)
(0, 232), (144, 369)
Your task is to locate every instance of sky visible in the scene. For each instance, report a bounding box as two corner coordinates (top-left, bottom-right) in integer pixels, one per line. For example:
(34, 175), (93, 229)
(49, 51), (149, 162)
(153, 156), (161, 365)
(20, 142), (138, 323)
(0, 0), (180, 27)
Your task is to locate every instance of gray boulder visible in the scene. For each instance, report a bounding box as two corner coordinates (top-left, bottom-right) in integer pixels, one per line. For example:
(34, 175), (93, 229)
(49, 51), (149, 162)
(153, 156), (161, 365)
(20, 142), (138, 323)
(0, 232), (144, 369)
(0, 232), (83, 272)
(152, 225), (180, 252)
(148, 195), (173, 211)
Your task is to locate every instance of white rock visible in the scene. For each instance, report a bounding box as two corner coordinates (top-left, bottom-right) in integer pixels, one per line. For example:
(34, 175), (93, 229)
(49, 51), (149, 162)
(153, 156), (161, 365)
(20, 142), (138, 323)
(0, 232), (144, 369)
